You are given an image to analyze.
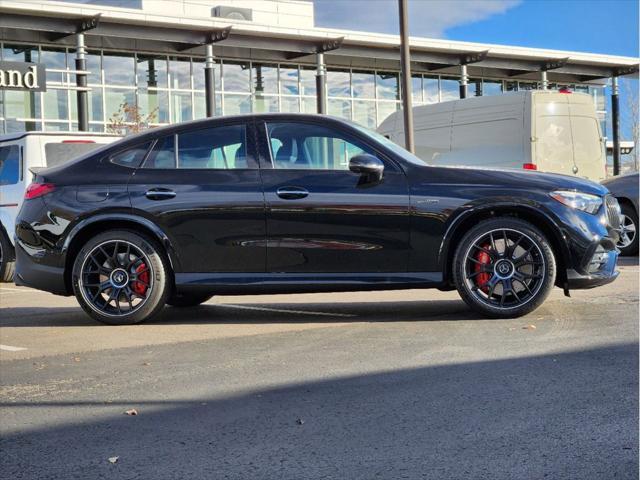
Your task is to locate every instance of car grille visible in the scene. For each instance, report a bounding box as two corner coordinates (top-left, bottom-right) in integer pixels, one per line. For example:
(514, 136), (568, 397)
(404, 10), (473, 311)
(605, 194), (621, 230)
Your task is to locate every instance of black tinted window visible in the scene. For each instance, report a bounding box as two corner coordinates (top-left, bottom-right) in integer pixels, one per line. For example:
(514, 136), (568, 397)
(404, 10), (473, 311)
(267, 122), (373, 170)
(144, 135), (176, 169)
(110, 142), (153, 168)
(142, 125), (253, 169)
(0, 145), (20, 185)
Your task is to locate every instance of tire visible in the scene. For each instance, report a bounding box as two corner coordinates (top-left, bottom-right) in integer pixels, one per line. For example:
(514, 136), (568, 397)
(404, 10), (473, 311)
(617, 202), (638, 257)
(167, 293), (213, 307)
(453, 218), (556, 319)
(0, 229), (15, 283)
(71, 230), (170, 325)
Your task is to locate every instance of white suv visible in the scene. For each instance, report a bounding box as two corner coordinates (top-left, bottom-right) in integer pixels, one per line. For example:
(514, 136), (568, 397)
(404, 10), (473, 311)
(0, 132), (121, 281)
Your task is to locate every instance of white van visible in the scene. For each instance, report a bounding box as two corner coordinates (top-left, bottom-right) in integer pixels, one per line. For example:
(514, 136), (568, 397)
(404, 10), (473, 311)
(0, 132), (121, 281)
(378, 90), (606, 181)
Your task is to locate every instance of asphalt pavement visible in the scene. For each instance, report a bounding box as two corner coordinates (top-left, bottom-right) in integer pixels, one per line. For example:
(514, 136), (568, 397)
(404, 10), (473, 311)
(0, 257), (638, 479)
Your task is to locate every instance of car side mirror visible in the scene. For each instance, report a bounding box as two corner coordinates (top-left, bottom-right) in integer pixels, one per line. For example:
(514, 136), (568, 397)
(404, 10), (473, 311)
(349, 154), (384, 183)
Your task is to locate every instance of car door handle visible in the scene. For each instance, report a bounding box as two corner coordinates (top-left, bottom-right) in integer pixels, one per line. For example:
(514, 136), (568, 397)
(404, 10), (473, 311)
(276, 186), (309, 200)
(145, 188), (176, 200)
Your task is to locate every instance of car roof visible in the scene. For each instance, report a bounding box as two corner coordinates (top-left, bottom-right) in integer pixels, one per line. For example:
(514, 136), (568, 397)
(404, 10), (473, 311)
(0, 131), (122, 143)
(110, 113), (361, 147)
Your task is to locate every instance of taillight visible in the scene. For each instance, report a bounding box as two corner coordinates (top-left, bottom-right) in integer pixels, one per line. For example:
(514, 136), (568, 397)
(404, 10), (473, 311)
(25, 183), (55, 200)
(558, 88), (572, 94)
(523, 163), (537, 170)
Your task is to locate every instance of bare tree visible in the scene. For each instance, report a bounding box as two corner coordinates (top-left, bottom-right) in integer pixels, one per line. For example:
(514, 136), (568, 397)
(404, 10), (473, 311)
(106, 102), (159, 136)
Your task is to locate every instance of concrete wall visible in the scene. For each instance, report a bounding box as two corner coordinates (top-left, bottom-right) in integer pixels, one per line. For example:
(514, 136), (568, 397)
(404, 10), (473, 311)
(141, 0), (314, 28)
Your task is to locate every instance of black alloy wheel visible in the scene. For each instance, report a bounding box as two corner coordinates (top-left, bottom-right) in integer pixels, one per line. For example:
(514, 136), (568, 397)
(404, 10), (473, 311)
(453, 218), (556, 318)
(72, 230), (170, 324)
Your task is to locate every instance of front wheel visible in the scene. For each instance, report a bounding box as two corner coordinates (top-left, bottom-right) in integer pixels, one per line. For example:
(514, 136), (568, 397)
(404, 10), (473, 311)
(72, 230), (170, 325)
(453, 218), (556, 318)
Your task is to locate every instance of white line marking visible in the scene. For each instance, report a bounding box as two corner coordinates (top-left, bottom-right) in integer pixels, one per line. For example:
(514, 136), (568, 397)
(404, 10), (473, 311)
(0, 344), (27, 352)
(219, 304), (356, 318)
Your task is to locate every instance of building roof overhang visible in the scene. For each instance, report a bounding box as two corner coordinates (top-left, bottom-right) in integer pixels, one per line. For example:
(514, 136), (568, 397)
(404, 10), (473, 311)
(0, 0), (638, 83)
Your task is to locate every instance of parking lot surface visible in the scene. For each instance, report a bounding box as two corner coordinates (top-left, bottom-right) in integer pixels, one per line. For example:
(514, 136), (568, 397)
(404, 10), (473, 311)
(1, 258), (638, 479)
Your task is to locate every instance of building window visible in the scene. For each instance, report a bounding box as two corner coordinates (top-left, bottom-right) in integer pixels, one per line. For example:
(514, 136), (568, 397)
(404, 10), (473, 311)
(280, 66), (299, 95)
(138, 55), (168, 89)
(223, 61), (250, 93)
(327, 69), (351, 97)
(483, 80), (503, 96)
(376, 72), (399, 100)
(103, 52), (135, 86)
(300, 67), (317, 97)
(424, 76), (439, 104)
(352, 71), (375, 99)
(440, 77), (459, 102)
(252, 63), (278, 95)
(411, 75), (423, 103)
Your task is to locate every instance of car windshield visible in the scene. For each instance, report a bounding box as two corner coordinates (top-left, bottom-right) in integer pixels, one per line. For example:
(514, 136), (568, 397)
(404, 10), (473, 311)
(348, 120), (429, 166)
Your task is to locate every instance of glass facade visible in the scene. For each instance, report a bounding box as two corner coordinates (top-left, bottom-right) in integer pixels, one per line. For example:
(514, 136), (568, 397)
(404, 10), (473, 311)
(0, 42), (608, 135)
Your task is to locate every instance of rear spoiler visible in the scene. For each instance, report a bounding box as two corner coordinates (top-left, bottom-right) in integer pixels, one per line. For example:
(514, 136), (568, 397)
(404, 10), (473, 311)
(29, 166), (44, 176)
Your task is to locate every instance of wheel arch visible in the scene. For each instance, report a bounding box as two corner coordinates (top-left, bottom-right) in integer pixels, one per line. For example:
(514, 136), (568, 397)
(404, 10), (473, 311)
(440, 204), (570, 288)
(62, 214), (179, 294)
(617, 196), (637, 215)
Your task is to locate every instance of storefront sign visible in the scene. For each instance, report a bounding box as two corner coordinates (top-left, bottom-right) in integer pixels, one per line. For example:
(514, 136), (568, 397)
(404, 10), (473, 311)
(0, 61), (46, 92)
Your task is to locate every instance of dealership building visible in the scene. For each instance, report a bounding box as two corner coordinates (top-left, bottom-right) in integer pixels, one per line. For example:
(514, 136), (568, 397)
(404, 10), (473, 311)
(0, 0), (638, 150)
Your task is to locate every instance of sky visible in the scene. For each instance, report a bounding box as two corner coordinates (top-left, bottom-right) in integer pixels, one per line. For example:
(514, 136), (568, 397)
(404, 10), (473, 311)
(313, 0), (639, 140)
(312, 0), (639, 57)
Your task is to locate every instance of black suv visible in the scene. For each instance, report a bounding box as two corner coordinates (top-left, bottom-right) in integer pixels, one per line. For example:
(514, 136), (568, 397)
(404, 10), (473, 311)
(14, 114), (621, 324)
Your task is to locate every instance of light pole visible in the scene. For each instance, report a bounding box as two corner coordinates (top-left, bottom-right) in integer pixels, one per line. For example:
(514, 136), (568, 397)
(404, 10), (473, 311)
(398, 0), (414, 153)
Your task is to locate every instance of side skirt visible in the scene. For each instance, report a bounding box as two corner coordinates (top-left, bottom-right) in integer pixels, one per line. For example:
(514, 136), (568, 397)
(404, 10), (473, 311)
(175, 272), (444, 295)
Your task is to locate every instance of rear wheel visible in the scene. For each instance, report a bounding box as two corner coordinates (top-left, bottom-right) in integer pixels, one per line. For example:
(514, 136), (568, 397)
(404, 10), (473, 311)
(167, 293), (213, 307)
(453, 218), (556, 318)
(0, 229), (15, 282)
(617, 202), (638, 256)
(72, 230), (170, 325)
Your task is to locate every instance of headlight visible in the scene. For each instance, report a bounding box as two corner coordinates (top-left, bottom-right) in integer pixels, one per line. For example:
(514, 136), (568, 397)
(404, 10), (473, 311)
(549, 190), (603, 214)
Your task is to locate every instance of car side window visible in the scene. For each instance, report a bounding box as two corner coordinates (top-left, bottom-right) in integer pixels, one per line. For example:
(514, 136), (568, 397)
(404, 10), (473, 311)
(142, 124), (254, 169)
(110, 142), (153, 168)
(0, 145), (20, 185)
(266, 122), (374, 170)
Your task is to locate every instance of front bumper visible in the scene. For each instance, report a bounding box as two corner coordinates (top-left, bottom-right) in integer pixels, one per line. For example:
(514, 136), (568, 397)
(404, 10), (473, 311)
(565, 248), (619, 289)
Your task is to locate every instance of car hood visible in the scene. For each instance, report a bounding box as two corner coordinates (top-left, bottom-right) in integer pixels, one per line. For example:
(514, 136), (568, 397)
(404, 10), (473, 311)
(423, 165), (609, 196)
(601, 172), (639, 187)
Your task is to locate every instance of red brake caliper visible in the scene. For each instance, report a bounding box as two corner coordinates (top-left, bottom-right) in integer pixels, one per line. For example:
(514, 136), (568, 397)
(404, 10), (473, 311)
(474, 244), (492, 293)
(131, 263), (149, 297)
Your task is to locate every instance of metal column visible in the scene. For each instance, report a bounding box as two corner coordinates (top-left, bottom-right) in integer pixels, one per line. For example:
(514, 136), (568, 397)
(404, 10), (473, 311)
(459, 64), (468, 99)
(315, 53), (327, 114)
(75, 33), (89, 131)
(541, 70), (549, 90)
(398, 0), (414, 153)
(611, 76), (621, 176)
(204, 44), (216, 117)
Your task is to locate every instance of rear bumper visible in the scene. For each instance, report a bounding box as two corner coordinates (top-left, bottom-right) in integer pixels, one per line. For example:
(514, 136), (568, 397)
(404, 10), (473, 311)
(14, 242), (68, 295)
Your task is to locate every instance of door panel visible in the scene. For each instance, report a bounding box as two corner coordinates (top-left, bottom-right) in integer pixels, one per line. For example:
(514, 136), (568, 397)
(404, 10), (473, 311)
(128, 122), (266, 273)
(259, 121), (410, 274)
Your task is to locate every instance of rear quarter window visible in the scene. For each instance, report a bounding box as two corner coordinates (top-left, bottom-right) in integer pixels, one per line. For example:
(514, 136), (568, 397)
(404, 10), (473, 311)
(109, 142), (154, 168)
(0, 145), (21, 185)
